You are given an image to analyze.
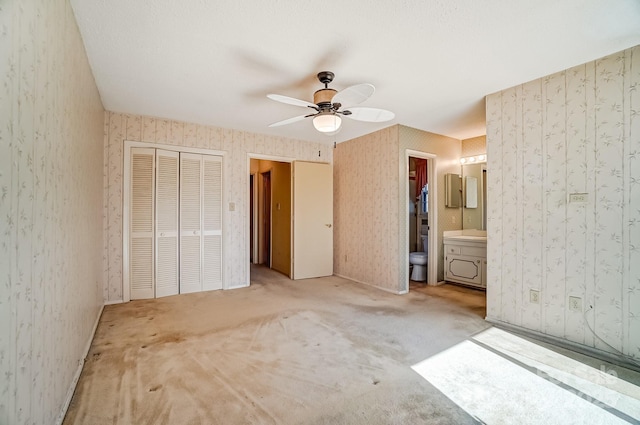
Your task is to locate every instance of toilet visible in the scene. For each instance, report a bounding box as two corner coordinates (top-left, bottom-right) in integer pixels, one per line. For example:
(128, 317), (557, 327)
(409, 235), (429, 281)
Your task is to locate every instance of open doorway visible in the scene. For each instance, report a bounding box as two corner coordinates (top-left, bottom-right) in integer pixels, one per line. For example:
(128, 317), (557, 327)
(403, 150), (437, 292)
(249, 158), (291, 279)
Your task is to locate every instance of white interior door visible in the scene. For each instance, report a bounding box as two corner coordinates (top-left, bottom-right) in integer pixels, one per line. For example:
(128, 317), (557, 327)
(180, 153), (203, 294)
(202, 155), (223, 291)
(292, 161), (333, 279)
(155, 149), (179, 297)
(130, 148), (156, 299)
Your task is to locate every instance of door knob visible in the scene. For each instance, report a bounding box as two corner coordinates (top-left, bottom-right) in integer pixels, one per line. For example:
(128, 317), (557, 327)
(325, 224), (332, 228)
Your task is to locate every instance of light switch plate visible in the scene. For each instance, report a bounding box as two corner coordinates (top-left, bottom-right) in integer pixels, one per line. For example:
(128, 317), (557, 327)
(569, 193), (588, 203)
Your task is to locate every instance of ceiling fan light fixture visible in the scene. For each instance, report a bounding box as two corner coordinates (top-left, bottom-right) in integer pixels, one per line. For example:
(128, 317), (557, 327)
(313, 112), (342, 133)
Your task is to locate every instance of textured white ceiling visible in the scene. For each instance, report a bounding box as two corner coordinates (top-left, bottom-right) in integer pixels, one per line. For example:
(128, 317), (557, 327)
(70, 0), (640, 144)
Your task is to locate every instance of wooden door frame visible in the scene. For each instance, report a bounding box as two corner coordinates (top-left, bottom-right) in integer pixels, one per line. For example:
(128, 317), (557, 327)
(262, 170), (272, 267)
(123, 140), (226, 303)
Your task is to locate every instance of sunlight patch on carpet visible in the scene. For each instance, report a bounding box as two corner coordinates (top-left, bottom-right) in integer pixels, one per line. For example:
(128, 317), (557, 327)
(411, 328), (639, 424)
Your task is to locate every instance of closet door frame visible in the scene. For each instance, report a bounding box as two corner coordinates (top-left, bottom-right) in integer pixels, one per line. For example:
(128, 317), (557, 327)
(123, 141), (226, 302)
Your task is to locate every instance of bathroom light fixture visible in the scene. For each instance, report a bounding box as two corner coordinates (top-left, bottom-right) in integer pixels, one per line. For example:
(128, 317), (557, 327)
(460, 154), (487, 164)
(312, 112), (342, 133)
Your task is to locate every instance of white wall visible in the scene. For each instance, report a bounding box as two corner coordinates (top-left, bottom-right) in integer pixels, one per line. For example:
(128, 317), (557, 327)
(0, 1), (105, 424)
(486, 46), (640, 360)
(103, 112), (332, 301)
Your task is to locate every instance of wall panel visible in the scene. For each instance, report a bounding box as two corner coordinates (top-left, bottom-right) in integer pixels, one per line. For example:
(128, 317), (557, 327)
(486, 46), (640, 359)
(0, 1), (105, 423)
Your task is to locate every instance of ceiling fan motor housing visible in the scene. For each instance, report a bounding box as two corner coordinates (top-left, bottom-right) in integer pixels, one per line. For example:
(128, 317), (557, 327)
(313, 88), (337, 108)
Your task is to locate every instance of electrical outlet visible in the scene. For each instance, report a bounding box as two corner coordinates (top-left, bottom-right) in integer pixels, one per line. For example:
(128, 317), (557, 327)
(530, 289), (540, 304)
(569, 296), (582, 312)
(452, 216), (456, 224)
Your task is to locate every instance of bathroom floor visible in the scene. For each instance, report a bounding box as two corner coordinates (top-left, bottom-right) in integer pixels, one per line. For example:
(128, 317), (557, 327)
(409, 280), (487, 318)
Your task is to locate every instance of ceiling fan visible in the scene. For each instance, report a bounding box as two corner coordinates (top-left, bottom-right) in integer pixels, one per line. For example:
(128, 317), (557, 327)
(267, 71), (395, 134)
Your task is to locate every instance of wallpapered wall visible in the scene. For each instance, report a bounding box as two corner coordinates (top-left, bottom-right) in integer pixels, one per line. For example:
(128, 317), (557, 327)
(486, 46), (640, 359)
(333, 125), (462, 293)
(0, 1), (105, 424)
(334, 127), (400, 291)
(104, 112), (331, 301)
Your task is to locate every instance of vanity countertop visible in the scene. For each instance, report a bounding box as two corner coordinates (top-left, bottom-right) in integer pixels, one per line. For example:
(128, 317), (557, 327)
(443, 230), (487, 242)
(444, 235), (487, 241)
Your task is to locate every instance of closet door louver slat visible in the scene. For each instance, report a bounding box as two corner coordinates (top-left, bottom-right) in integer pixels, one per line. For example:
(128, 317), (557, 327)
(180, 153), (203, 294)
(155, 150), (180, 297)
(203, 156), (223, 290)
(130, 148), (156, 299)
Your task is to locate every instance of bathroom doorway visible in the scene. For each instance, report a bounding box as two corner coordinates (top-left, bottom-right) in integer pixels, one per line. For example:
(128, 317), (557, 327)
(403, 150), (437, 291)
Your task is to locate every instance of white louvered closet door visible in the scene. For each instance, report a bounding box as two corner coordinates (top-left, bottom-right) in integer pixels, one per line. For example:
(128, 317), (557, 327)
(130, 148), (156, 299)
(155, 150), (179, 298)
(202, 155), (223, 291)
(180, 153), (203, 294)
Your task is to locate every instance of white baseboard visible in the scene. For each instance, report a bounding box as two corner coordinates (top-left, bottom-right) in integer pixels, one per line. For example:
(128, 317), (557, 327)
(486, 318), (640, 373)
(55, 303), (104, 425)
(334, 273), (404, 295)
(104, 299), (123, 305)
(226, 284), (249, 290)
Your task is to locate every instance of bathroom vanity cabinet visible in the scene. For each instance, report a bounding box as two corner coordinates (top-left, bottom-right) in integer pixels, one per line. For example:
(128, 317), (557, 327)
(443, 230), (487, 289)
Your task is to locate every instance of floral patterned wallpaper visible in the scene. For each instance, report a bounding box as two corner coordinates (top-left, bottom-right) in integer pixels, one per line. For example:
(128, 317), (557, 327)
(486, 46), (640, 360)
(103, 112), (332, 302)
(0, 1), (105, 424)
(333, 126), (400, 292)
(333, 125), (462, 293)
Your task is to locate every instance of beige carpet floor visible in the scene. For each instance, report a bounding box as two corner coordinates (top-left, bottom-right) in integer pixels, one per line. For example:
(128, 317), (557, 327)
(63, 266), (491, 424)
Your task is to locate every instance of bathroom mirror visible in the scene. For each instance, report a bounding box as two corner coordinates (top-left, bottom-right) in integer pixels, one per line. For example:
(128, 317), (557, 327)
(445, 173), (461, 208)
(462, 164), (486, 230)
(465, 176), (478, 208)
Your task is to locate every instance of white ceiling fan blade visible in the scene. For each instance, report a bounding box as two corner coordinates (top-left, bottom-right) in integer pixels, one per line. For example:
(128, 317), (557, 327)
(332, 83), (375, 108)
(268, 114), (309, 127)
(267, 94), (317, 109)
(345, 107), (395, 122)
